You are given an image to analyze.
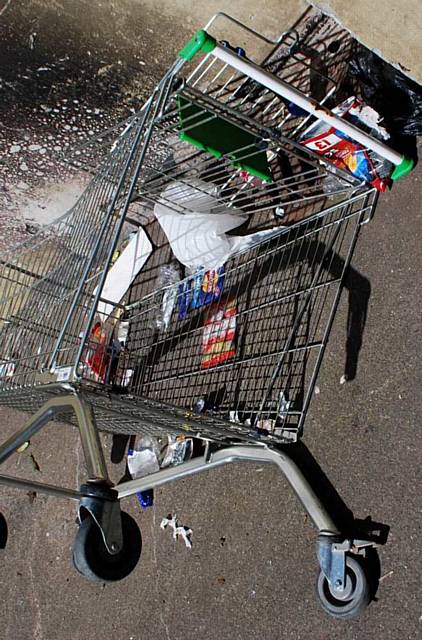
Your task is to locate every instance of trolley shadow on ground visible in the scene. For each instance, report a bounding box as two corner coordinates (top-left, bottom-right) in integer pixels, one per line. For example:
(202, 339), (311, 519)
(337, 254), (371, 382)
(278, 440), (390, 601)
(0, 513), (7, 549)
(131, 232), (372, 388)
(107, 233), (388, 605)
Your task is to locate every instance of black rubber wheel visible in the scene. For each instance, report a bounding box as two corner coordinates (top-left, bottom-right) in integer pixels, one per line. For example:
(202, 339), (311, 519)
(316, 555), (370, 619)
(72, 511), (142, 583)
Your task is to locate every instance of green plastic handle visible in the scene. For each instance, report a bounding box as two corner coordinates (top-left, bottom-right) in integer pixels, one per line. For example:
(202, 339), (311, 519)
(391, 156), (414, 181)
(179, 29), (217, 61)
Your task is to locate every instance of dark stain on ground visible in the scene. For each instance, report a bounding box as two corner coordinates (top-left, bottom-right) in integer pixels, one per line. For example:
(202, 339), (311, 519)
(0, 0), (187, 120)
(0, 2), (185, 157)
(0, 0), (191, 242)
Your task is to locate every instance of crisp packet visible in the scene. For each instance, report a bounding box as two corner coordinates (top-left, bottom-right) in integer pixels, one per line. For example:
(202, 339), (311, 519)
(177, 279), (192, 321)
(201, 300), (236, 369)
(84, 322), (122, 383)
(300, 97), (393, 191)
(178, 266), (225, 319)
(191, 270), (203, 310)
(200, 267), (225, 307)
(85, 321), (108, 381)
(192, 266), (225, 309)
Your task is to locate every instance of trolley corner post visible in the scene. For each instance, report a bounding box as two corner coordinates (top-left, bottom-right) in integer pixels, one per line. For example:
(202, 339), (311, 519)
(0, 389), (109, 483)
(0, 387), (125, 554)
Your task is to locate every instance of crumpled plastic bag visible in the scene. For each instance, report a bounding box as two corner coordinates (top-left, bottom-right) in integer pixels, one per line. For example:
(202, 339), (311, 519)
(349, 49), (422, 137)
(154, 180), (247, 270)
(154, 180), (284, 271)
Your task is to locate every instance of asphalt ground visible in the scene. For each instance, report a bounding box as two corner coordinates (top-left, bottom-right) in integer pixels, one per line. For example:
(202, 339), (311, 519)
(0, 2), (421, 638)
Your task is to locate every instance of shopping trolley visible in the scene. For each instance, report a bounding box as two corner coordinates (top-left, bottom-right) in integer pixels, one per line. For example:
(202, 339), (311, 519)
(0, 12), (411, 618)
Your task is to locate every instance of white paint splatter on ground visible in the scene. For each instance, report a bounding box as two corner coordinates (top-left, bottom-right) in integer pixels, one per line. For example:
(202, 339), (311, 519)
(20, 178), (87, 225)
(0, 0), (13, 18)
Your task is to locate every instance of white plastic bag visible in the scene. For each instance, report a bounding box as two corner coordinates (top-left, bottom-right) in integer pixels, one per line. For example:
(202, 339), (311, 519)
(154, 180), (247, 270)
(154, 180), (284, 270)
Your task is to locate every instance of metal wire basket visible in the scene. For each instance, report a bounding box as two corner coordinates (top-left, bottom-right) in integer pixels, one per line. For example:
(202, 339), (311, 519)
(0, 10), (399, 617)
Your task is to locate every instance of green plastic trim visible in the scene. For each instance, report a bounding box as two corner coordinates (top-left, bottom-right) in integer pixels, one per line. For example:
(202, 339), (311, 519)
(179, 29), (217, 61)
(391, 156), (414, 181)
(178, 132), (272, 182)
(179, 131), (223, 158)
(228, 154), (273, 183)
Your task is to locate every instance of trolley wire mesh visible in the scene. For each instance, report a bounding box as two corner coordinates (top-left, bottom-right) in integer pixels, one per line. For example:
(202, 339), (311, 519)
(0, 69), (178, 388)
(0, 11), (376, 446)
(100, 189), (376, 442)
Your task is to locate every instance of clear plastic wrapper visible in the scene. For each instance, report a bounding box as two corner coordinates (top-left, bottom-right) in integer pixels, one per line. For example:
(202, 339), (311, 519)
(153, 263), (181, 330)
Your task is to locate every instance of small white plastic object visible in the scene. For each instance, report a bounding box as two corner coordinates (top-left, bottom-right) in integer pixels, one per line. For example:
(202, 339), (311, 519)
(161, 435), (193, 467)
(127, 436), (161, 479)
(160, 513), (193, 549)
(278, 391), (291, 420)
(16, 441), (30, 453)
(117, 321), (129, 345)
(0, 359), (15, 378)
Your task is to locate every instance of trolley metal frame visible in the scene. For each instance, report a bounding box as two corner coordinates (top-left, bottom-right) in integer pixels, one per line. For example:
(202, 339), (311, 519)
(0, 10), (395, 614)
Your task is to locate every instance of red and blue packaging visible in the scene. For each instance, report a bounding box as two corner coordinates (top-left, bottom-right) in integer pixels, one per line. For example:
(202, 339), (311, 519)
(201, 300), (237, 369)
(300, 97), (393, 191)
(178, 266), (225, 320)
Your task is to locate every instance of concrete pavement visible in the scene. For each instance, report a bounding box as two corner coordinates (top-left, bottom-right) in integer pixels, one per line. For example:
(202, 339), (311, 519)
(0, 163), (421, 640)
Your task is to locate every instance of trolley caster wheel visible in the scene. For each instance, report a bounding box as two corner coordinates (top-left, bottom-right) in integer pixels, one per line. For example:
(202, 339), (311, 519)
(316, 555), (370, 619)
(72, 511), (142, 583)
